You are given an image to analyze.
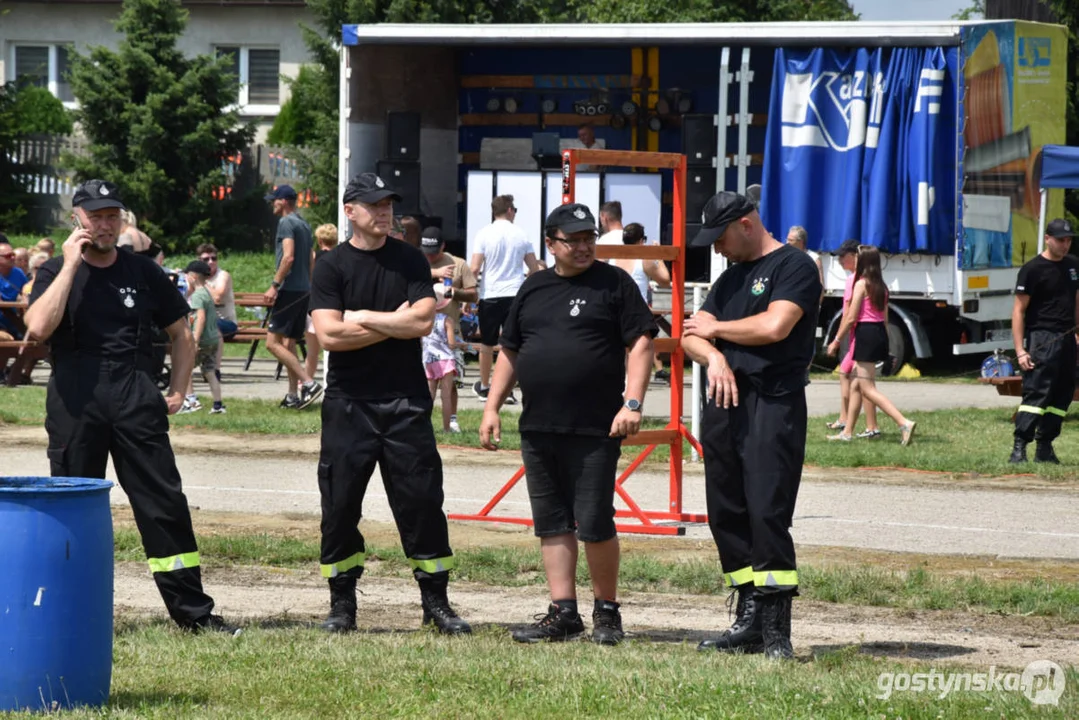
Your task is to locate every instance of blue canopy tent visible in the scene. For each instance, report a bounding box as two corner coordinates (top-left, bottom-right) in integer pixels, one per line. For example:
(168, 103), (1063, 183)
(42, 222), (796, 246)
(1037, 145), (1079, 253)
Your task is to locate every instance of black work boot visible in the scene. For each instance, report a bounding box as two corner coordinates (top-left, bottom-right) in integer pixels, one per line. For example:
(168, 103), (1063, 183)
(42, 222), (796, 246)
(512, 603), (586, 643)
(1035, 442), (1060, 464)
(419, 576), (472, 635)
(591, 599), (624, 646)
(697, 585), (763, 653)
(759, 592), (795, 660)
(320, 575), (357, 633)
(1009, 438), (1029, 464)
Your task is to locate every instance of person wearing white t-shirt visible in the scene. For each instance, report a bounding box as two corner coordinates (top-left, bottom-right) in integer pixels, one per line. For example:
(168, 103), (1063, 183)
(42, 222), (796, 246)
(597, 201), (623, 246)
(469, 194), (544, 400)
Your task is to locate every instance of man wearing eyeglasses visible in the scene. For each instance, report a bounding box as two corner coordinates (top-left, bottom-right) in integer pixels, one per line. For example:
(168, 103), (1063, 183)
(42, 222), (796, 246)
(480, 203), (656, 646)
(0, 237), (29, 341)
(468, 194), (544, 402)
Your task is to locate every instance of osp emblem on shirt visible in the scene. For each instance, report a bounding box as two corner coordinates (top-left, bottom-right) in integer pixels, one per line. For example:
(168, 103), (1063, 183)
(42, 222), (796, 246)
(750, 277), (769, 296)
(569, 298), (587, 317)
(117, 286), (137, 308)
(1070, 268), (1077, 282)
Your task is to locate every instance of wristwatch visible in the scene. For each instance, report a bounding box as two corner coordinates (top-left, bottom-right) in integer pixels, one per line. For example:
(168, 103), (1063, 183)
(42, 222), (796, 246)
(624, 399), (642, 412)
(271, 281), (282, 290)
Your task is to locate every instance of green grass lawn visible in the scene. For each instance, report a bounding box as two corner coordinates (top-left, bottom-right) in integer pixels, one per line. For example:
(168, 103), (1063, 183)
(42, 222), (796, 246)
(4, 621), (1069, 719)
(2, 386), (1076, 478)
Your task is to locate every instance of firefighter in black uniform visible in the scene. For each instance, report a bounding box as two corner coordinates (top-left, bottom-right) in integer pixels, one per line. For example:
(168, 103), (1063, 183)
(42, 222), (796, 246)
(1010, 218), (1079, 464)
(25, 180), (239, 635)
(308, 173), (471, 635)
(681, 192), (822, 660)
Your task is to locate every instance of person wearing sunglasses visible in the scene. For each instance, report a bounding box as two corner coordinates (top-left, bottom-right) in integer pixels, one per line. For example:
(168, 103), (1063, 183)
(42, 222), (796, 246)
(0, 236), (28, 341)
(195, 243), (237, 381)
(480, 203), (656, 646)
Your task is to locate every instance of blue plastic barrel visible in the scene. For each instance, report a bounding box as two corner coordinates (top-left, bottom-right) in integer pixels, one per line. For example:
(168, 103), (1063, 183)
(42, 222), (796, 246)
(0, 476), (114, 712)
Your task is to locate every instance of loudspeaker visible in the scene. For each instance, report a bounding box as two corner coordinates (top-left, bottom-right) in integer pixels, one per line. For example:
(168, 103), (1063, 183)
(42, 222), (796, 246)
(386, 111), (420, 161)
(682, 114), (716, 167)
(377, 160), (421, 215)
(686, 169), (717, 221)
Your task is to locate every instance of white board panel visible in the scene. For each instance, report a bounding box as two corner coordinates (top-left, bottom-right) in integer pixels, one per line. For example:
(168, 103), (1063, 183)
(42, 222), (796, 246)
(495, 171), (545, 260)
(466, 171), (494, 261)
(603, 174), (662, 245)
(575, 173), (602, 224)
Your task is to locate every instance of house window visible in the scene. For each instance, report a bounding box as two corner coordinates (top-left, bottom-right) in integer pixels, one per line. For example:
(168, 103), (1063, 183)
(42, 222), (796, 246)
(12, 44), (74, 104)
(216, 46), (280, 113)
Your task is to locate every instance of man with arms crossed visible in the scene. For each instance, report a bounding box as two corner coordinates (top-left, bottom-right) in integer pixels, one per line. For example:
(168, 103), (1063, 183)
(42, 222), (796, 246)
(309, 173), (470, 635)
(682, 191), (821, 660)
(480, 203), (656, 646)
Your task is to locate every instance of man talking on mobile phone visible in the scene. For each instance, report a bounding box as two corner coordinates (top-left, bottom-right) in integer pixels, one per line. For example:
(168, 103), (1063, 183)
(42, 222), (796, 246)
(24, 180), (240, 635)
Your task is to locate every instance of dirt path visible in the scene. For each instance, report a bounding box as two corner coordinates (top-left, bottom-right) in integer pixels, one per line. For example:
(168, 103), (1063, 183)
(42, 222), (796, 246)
(114, 560), (1079, 669)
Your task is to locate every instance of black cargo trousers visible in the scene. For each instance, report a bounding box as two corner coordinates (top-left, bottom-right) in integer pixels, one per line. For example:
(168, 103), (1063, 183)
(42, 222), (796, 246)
(317, 395), (456, 582)
(45, 354), (214, 627)
(1015, 328), (1077, 444)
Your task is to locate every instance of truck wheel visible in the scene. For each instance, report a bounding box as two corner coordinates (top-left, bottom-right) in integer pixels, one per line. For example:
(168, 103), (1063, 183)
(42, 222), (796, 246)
(883, 318), (910, 377)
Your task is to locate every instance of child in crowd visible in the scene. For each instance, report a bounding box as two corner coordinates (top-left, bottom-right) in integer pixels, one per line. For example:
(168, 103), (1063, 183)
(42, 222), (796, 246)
(305, 224), (338, 382)
(423, 287), (461, 433)
(180, 260), (225, 414)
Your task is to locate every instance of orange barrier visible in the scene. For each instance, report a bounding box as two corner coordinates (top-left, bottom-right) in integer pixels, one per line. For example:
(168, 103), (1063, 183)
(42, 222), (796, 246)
(448, 148), (704, 536)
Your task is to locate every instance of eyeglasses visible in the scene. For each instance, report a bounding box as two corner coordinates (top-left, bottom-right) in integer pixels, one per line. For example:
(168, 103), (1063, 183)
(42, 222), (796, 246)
(200, 256), (217, 262)
(0, 253), (15, 259)
(556, 236), (597, 247)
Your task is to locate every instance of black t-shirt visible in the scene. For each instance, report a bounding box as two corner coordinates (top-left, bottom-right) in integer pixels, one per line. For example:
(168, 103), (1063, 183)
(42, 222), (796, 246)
(309, 238), (435, 400)
(29, 251), (190, 360)
(500, 261), (657, 436)
(699, 244), (822, 396)
(1015, 254), (1079, 333)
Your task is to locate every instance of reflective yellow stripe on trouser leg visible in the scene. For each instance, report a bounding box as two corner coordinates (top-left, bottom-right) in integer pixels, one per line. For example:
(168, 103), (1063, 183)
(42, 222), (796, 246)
(753, 570), (799, 590)
(321, 551), (365, 578)
(1046, 407), (1068, 417)
(723, 566), (754, 588)
(408, 556), (457, 574)
(1018, 405), (1046, 416)
(147, 552), (201, 574)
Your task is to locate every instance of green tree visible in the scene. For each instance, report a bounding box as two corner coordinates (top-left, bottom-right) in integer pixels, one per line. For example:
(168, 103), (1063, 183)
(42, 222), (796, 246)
(10, 85), (74, 136)
(289, 0), (856, 225)
(66, 0), (257, 250)
(0, 82), (33, 230)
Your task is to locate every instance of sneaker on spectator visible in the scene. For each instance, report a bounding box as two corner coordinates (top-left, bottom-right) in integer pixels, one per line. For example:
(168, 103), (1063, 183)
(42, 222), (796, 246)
(448, 416), (461, 433)
(472, 381), (489, 400)
(210, 402), (227, 415)
(185, 395), (202, 412)
(512, 603), (585, 643)
(279, 395), (301, 410)
(298, 381), (324, 409)
(505, 391), (519, 406)
(654, 369), (671, 382)
(177, 399), (199, 414)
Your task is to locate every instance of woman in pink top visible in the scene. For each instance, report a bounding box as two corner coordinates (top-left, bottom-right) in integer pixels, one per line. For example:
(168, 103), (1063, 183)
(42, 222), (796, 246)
(826, 246), (916, 445)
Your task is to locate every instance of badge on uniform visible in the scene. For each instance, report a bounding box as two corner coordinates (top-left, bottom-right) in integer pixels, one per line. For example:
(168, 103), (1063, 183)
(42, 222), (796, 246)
(570, 298), (586, 317)
(573, 208), (586, 220)
(751, 278), (768, 296)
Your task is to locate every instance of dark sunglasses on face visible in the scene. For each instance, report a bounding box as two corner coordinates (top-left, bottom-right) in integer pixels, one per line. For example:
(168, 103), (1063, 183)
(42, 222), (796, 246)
(200, 256), (217, 262)
(0, 253), (14, 259)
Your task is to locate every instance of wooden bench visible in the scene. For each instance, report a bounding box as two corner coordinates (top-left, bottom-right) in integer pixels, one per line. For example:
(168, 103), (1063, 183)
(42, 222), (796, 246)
(0, 340), (49, 387)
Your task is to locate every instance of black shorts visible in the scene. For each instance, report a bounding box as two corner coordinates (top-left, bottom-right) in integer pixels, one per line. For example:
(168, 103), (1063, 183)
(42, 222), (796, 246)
(478, 297), (514, 347)
(853, 322), (889, 363)
(268, 290), (309, 340)
(520, 432), (621, 543)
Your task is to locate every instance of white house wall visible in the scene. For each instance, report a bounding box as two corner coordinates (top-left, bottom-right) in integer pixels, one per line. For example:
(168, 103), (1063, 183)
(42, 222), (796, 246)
(0, 2), (316, 141)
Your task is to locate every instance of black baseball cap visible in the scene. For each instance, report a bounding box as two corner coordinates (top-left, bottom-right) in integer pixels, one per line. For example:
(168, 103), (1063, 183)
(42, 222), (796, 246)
(264, 184), (298, 202)
(421, 227), (442, 254)
(836, 239), (861, 257)
(689, 191), (756, 248)
(545, 203), (598, 236)
(1046, 218), (1076, 238)
(73, 180), (126, 211)
(343, 173), (402, 204)
(183, 260), (212, 276)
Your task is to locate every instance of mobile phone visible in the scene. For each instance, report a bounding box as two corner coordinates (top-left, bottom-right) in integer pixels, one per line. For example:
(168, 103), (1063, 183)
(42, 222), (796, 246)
(71, 212), (84, 230)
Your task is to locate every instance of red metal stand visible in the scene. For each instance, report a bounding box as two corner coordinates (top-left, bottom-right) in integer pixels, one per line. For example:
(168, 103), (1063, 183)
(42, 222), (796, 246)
(448, 148), (705, 536)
